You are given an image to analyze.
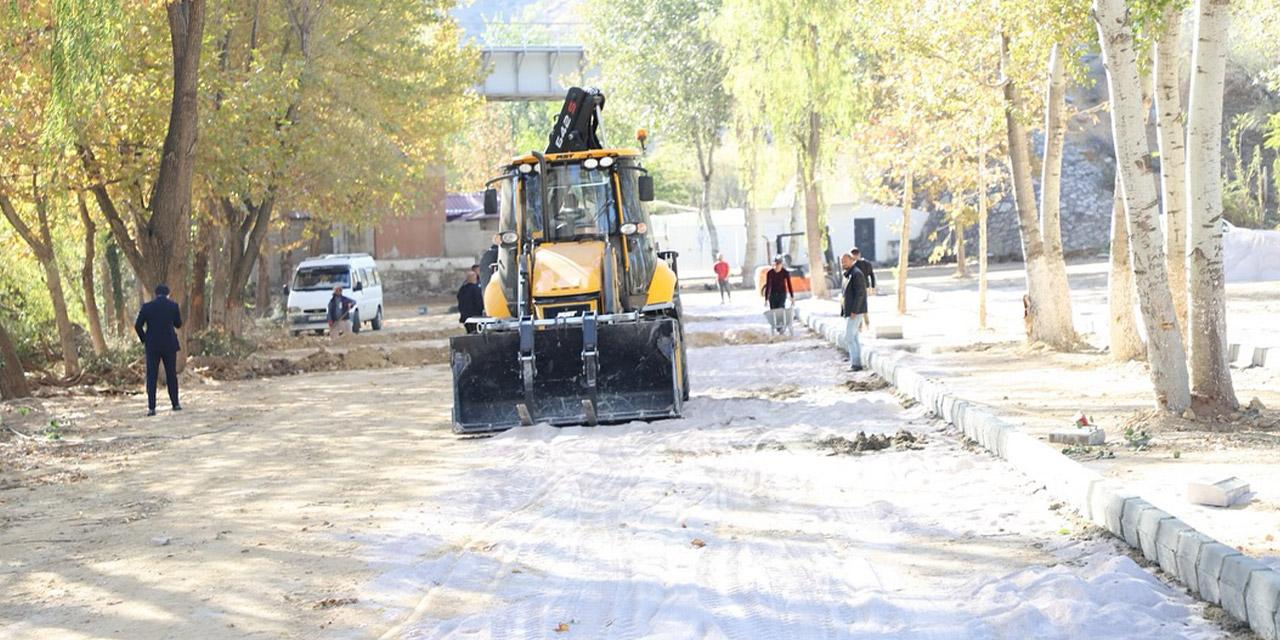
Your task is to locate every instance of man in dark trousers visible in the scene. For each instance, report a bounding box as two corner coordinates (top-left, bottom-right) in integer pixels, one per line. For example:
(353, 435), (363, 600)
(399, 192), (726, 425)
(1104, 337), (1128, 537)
(840, 253), (869, 371)
(761, 256), (794, 309)
(135, 284), (183, 416)
(850, 247), (877, 294)
(327, 285), (356, 340)
(457, 269), (485, 333)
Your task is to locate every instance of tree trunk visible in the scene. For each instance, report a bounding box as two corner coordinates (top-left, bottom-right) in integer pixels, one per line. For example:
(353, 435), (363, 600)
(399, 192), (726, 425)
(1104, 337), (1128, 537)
(145, 0), (205, 370)
(978, 147), (989, 329)
(0, 315), (30, 399)
(1185, 0), (1238, 415)
(896, 171), (913, 315)
(1108, 177), (1145, 361)
(788, 153), (804, 260)
(1001, 34), (1076, 349)
(1094, 0), (1192, 412)
(801, 110), (828, 298)
(740, 126), (761, 288)
(37, 233), (80, 378)
(693, 133), (720, 259)
(105, 238), (128, 335)
(1155, 5), (1190, 336)
(0, 194), (80, 377)
(78, 194), (108, 356)
(255, 246), (270, 316)
(1039, 43), (1076, 333)
(954, 223), (969, 278)
(188, 216), (212, 333)
(99, 247), (116, 338)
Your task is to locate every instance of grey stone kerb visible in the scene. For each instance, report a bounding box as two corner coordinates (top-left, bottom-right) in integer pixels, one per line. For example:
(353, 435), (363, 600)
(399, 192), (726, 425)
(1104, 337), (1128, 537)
(797, 304), (1280, 640)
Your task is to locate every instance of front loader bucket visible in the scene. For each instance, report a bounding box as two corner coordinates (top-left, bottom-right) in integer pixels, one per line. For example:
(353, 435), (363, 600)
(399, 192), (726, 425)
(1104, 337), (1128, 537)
(450, 318), (682, 433)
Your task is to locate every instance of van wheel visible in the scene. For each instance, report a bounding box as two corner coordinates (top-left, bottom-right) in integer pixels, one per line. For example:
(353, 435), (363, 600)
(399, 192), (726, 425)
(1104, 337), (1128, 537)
(371, 307), (383, 331)
(351, 310), (361, 334)
(313, 330), (325, 336)
(291, 330), (301, 337)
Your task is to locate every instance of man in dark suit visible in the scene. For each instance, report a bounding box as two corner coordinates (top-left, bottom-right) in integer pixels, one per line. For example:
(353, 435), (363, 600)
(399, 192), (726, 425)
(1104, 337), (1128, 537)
(135, 284), (183, 416)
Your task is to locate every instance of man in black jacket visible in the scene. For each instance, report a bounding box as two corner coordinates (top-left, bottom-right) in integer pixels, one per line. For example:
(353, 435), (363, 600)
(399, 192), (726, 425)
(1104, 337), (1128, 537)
(327, 286), (356, 340)
(457, 269), (485, 333)
(135, 284), (183, 416)
(850, 247), (876, 293)
(840, 253), (869, 371)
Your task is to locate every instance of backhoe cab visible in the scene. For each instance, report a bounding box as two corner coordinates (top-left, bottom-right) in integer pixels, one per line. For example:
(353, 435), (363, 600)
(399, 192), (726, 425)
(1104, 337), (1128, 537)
(449, 88), (688, 433)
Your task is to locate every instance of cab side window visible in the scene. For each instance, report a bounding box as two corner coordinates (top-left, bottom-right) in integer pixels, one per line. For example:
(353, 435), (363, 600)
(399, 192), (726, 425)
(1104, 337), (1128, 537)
(619, 169), (655, 295)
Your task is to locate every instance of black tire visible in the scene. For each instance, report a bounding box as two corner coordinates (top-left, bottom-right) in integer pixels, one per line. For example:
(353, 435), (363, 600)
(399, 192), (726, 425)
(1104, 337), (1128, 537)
(291, 330), (301, 337)
(313, 329), (325, 336)
(351, 310), (361, 334)
(371, 306), (383, 331)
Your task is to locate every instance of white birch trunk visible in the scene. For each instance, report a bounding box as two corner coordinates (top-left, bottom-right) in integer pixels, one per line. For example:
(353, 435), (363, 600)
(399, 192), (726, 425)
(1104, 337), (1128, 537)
(978, 147), (989, 330)
(1108, 176), (1145, 361)
(896, 171), (912, 315)
(1039, 44), (1076, 333)
(1185, 0), (1238, 415)
(1093, 0), (1192, 412)
(1155, 5), (1190, 337)
(1000, 35), (1076, 349)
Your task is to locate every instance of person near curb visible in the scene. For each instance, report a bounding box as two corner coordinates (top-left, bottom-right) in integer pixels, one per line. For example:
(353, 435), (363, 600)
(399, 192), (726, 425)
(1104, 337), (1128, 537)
(761, 256), (794, 310)
(457, 269), (485, 334)
(840, 253), (869, 371)
(327, 285), (356, 340)
(134, 283), (183, 416)
(713, 253), (732, 303)
(850, 246), (877, 294)
(478, 243), (499, 290)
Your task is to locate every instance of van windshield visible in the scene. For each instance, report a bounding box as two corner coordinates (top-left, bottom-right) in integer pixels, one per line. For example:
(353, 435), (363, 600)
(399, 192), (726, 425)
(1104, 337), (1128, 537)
(293, 266), (350, 291)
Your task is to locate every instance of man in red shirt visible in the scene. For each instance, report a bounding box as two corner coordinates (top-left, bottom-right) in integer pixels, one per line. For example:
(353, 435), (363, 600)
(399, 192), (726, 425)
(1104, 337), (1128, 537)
(713, 253), (731, 303)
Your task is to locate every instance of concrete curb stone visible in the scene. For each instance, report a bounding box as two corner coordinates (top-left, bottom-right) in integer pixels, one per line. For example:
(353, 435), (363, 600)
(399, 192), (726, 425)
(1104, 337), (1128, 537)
(798, 305), (1280, 640)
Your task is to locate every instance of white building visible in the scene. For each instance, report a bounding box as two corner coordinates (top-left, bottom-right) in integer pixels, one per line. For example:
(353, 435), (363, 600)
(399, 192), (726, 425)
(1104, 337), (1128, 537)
(649, 200), (929, 279)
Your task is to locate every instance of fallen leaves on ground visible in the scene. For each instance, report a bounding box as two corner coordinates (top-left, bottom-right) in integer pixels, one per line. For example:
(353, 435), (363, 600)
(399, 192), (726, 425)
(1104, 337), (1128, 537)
(313, 597), (358, 609)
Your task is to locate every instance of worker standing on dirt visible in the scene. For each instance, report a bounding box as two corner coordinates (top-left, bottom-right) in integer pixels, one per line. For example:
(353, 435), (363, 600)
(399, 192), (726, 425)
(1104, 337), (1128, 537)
(327, 286), (356, 340)
(850, 247), (877, 294)
(713, 253), (732, 303)
(761, 256), (794, 310)
(840, 253), (869, 371)
(457, 269), (485, 334)
(135, 284), (183, 416)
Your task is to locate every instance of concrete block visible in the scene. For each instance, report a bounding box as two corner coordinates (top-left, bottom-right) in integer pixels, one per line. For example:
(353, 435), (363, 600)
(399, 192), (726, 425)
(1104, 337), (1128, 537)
(1221, 554), (1269, 624)
(1120, 499), (1158, 549)
(1244, 568), (1280, 640)
(1174, 530), (1214, 596)
(1136, 507), (1173, 563)
(1186, 476), (1251, 507)
(1049, 428), (1106, 446)
(1087, 484), (1135, 535)
(1155, 517), (1194, 575)
(1253, 346), (1271, 369)
(1197, 543), (1241, 605)
(874, 324), (903, 339)
(1229, 343), (1241, 363)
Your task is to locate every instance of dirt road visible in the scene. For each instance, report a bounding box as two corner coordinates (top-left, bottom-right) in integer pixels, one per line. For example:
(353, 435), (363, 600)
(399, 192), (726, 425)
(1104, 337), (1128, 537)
(0, 296), (1234, 639)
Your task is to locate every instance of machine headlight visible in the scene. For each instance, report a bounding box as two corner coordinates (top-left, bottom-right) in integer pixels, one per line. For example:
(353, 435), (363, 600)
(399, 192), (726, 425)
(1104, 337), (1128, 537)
(500, 230), (519, 245)
(518, 163), (533, 174)
(583, 158), (599, 170)
(287, 306), (301, 314)
(599, 156), (615, 168)
(620, 223), (637, 235)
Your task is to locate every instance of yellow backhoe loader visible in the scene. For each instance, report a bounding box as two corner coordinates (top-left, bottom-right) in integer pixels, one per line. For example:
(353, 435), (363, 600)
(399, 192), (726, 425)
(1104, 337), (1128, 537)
(450, 87), (688, 433)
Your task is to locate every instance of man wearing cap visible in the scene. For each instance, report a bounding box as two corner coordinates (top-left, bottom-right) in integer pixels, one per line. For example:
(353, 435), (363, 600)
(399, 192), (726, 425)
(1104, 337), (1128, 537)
(761, 256), (794, 311)
(135, 284), (183, 416)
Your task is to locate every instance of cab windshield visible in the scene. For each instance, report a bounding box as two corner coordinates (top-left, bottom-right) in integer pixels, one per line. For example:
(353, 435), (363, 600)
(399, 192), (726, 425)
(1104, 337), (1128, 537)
(523, 164), (616, 240)
(293, 266), (350, 291)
